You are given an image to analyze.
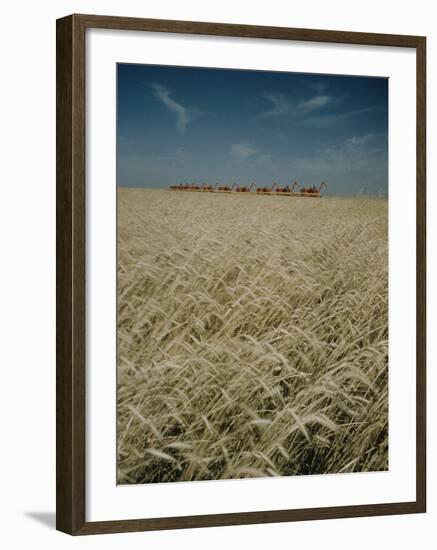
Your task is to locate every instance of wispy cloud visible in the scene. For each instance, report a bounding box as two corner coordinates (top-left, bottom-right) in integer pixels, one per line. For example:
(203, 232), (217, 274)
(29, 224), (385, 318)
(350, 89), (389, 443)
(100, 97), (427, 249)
(262, 93), (291, 117)
(152, 84), (191, 132)
(292, 133), (388, 182)
(303, 105), (385, 128)
(260, 92), (383, 129)
(231, 142), (258, 159)
(261, 93), (332, 118)
(298, 95), (331, 112)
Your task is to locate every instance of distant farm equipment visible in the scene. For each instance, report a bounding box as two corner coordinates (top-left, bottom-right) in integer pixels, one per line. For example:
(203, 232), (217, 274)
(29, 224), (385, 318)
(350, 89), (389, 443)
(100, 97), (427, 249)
(169, 181), (327, 197)
(256, 182), (277, 195)
(298, 181), (327, 197)
(235, 182), (255, 193)
(216, 182), (237, 193)
(274, 182), (300, 196)
(202, 183), (216, 192)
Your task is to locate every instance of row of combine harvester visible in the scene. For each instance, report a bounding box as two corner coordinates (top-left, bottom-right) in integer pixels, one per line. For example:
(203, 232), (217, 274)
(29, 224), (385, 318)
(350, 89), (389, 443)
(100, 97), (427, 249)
(169, 181), (327, 197)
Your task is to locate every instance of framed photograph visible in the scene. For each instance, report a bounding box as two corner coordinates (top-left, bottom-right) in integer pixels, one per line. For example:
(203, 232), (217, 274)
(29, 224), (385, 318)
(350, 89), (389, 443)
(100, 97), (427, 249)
(56, 14), (426, 535)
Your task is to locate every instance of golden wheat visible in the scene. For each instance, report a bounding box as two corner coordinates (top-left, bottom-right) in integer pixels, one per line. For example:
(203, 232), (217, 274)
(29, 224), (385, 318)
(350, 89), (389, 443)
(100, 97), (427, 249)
(117, 188), (388, 484)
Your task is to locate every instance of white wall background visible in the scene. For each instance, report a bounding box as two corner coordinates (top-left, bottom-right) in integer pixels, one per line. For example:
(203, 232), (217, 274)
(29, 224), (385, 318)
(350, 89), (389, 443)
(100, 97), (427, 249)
(0, 0), (435, 547)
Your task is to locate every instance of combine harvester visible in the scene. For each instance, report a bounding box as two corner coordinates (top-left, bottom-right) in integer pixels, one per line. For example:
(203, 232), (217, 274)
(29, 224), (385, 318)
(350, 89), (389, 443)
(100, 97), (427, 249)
(273, 182), (300, 196)
(168, 181), (327, 197)
(188, 182), (203, 192)
(169, 182), (207, 191)
(297, 181), (327, 198)
(202, 183), (216, 192)
(169, 183), (200, 191)
(215, 182), (237, 193)
(256, 182), (277, 195)
(235, 182), (255, 193)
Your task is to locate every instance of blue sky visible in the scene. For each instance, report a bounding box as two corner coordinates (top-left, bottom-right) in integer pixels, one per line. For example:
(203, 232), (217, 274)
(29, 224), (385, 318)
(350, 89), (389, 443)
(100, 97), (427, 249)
(117, 64), (388, 195)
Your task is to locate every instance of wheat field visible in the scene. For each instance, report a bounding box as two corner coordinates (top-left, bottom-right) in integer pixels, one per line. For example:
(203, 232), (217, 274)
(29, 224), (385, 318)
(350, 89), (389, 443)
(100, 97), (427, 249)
(117, 188), (388, 484)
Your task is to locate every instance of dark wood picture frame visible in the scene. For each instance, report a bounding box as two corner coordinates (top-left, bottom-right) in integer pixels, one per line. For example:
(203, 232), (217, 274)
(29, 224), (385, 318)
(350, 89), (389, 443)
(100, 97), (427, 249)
(56, 13), (426, 536)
